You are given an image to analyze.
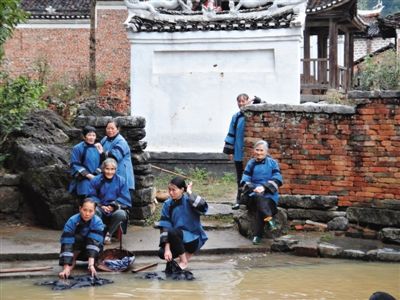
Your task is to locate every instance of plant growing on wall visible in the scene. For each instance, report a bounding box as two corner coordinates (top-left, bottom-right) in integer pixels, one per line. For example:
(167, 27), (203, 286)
(354, 50), (400, 91)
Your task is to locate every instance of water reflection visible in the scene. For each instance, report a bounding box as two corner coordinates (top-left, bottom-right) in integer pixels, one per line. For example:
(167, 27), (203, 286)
(1, 254), (399, 300)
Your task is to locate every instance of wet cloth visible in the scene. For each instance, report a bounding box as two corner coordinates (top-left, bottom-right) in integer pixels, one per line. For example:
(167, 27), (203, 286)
(36, 275), (113, 290)
(103, 256), (135, 272)
(141, 261), (195, 281)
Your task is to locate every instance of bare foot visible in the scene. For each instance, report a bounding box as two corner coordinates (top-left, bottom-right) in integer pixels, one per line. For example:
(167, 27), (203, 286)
(178, 261), (188, 270)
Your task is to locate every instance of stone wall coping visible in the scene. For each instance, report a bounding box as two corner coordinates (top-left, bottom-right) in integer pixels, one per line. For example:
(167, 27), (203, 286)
(348, 90), (400, 99)
(75, 115), (146, 128)
(242, 103), (356, 114)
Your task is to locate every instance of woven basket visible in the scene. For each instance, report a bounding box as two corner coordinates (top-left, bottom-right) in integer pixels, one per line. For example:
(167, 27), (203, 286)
(97, 248), (135, 272)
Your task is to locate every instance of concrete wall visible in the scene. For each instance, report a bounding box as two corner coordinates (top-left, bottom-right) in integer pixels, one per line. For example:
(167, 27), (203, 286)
(243, 92), (400, 208)
(127, 28), (303, 152)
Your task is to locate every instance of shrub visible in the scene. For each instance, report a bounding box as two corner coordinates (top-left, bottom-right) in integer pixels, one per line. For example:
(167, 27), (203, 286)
(355, 50), (400, 91)
(0, 73), (45, 145)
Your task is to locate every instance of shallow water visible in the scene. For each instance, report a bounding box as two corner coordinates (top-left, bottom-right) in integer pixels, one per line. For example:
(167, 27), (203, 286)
(1, 254), (399, 300)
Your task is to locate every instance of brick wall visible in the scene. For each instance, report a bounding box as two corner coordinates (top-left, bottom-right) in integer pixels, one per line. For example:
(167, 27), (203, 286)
(3, 28), (90, 82)
(354, 37), (395, 61)
(2, 6), (130, 83)
(243, 94), (400, 208)
(96, 8), (130, 83)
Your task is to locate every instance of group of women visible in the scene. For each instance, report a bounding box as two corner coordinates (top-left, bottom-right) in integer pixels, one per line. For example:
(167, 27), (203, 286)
(59, 119), (135, 278)
(59, 119), (209, 279)
(59, 113), (283, 279)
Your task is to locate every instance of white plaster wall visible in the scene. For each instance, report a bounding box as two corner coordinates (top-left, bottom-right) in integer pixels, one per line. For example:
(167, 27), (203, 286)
(127, 28), (303, 152)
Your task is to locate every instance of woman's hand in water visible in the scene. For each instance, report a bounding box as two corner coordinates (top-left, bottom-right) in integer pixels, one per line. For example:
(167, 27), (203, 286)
(164, 243), (172, 261)
(88, 264), (97, 278)
(164, 249), (173, 261)
(59, 265), (71, 279)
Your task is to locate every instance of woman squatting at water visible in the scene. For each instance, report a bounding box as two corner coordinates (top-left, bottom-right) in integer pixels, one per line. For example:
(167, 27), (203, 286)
(158, 177), (208, 270)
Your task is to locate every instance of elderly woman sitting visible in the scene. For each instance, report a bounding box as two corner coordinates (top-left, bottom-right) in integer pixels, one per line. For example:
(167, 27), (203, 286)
(88, 158), (131, 244)
(240, 140), (283, 245)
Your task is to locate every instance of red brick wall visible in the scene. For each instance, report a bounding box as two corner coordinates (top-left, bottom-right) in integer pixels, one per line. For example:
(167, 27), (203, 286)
(2, 7), (130, 84)
(96, 8), (130, 83)
(243, 97), (400, 207)
(3, 28), (90, 82)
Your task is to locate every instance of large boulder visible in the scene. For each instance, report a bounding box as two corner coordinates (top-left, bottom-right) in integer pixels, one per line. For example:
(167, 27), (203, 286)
(234, 207), (288, 239)
(20, 164), (76, 229)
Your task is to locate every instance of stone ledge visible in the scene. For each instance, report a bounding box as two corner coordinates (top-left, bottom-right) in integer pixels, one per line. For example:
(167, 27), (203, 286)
(243, 103), (355, 114)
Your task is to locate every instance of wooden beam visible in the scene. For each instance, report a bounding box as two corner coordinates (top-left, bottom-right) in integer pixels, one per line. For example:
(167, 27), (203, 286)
(329, 18), (338, 89)
(303, 28), (311, 83)
(318, 34), (328, 84)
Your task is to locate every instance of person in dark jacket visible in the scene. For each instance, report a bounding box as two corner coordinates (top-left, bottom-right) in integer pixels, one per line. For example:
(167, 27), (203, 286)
(59, 198), (104, 279)
(69, 126), (102, 200)
(241, 140), (283, 245)
(158, 177), (208, 270)
(223, 93), (250, 210)
(89, 158), (131, 245)
(96, 119), (135, 199)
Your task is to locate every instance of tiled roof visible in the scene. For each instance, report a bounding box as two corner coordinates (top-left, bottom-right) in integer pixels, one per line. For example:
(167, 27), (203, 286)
(21, 0), (90, 18)
(306, 0), (352, 13)
(130, 9), (296, 32)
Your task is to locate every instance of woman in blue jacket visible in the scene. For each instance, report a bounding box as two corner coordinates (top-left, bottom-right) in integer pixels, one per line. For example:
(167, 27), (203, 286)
(69, 126), (102, 200)
(59, 198), (104, 279)
(89, 158), (131, 244)
(97, 119), (135, 198)
(223, 93), (250, 210)
(241, 140), (283, 245)
(158, 177), (208, 270)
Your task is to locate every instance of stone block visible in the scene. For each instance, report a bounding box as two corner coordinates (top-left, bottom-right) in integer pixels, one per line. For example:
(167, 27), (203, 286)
(279, 195), (338, 209)
(131, 205), (152, 220)
(376, 248), (400, 262)
(133, 187), (156, 205)
(134, 174), (155, 188)
(288, 208), (346, 223)
(327, 216), (349, 231)
(318, 242), (343, 257)
(293, 245), (319, 257)
(0, 174), (21, 186)
(342, 249), (366, 260)
(346, 207), (400, 227)
(0, 186), (22, 213)
(379, 228), (400, 244)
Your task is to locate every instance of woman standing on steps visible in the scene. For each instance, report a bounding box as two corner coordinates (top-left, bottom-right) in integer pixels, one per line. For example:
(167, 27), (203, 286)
(158, 177), (208, 270)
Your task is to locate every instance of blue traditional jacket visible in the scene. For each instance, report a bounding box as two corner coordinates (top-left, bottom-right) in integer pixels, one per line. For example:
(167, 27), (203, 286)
(223, 111), (245, 161)
(68, 141), (101, 196)
(88, 174), (132, 209)
(241, 156), (283, 204)
(101, 134), (135, 190)
(159, 193), (208, 250)
(59, 214), (104, 266)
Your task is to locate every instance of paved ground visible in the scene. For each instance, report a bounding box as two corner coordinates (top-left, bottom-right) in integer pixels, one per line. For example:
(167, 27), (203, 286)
(1, 203), (399, 279)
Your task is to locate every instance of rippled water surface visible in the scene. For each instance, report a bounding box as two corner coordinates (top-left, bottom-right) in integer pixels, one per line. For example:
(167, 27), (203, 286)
(1, 254), (399, 300)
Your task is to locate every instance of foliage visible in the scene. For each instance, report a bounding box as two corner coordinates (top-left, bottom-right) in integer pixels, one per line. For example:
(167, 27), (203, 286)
(0, 0), (28, 60)
(41, 72), (105, 122)
(354, 50), (400, 91)
(154, 168), (237, 203)
(0, 73), (45, 144)
(189, 167), (209, 182)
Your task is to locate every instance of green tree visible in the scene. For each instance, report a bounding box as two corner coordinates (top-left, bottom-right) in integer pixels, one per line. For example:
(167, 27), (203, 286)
(0, 74), (45, 145)
(0, 0), (28, 60)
